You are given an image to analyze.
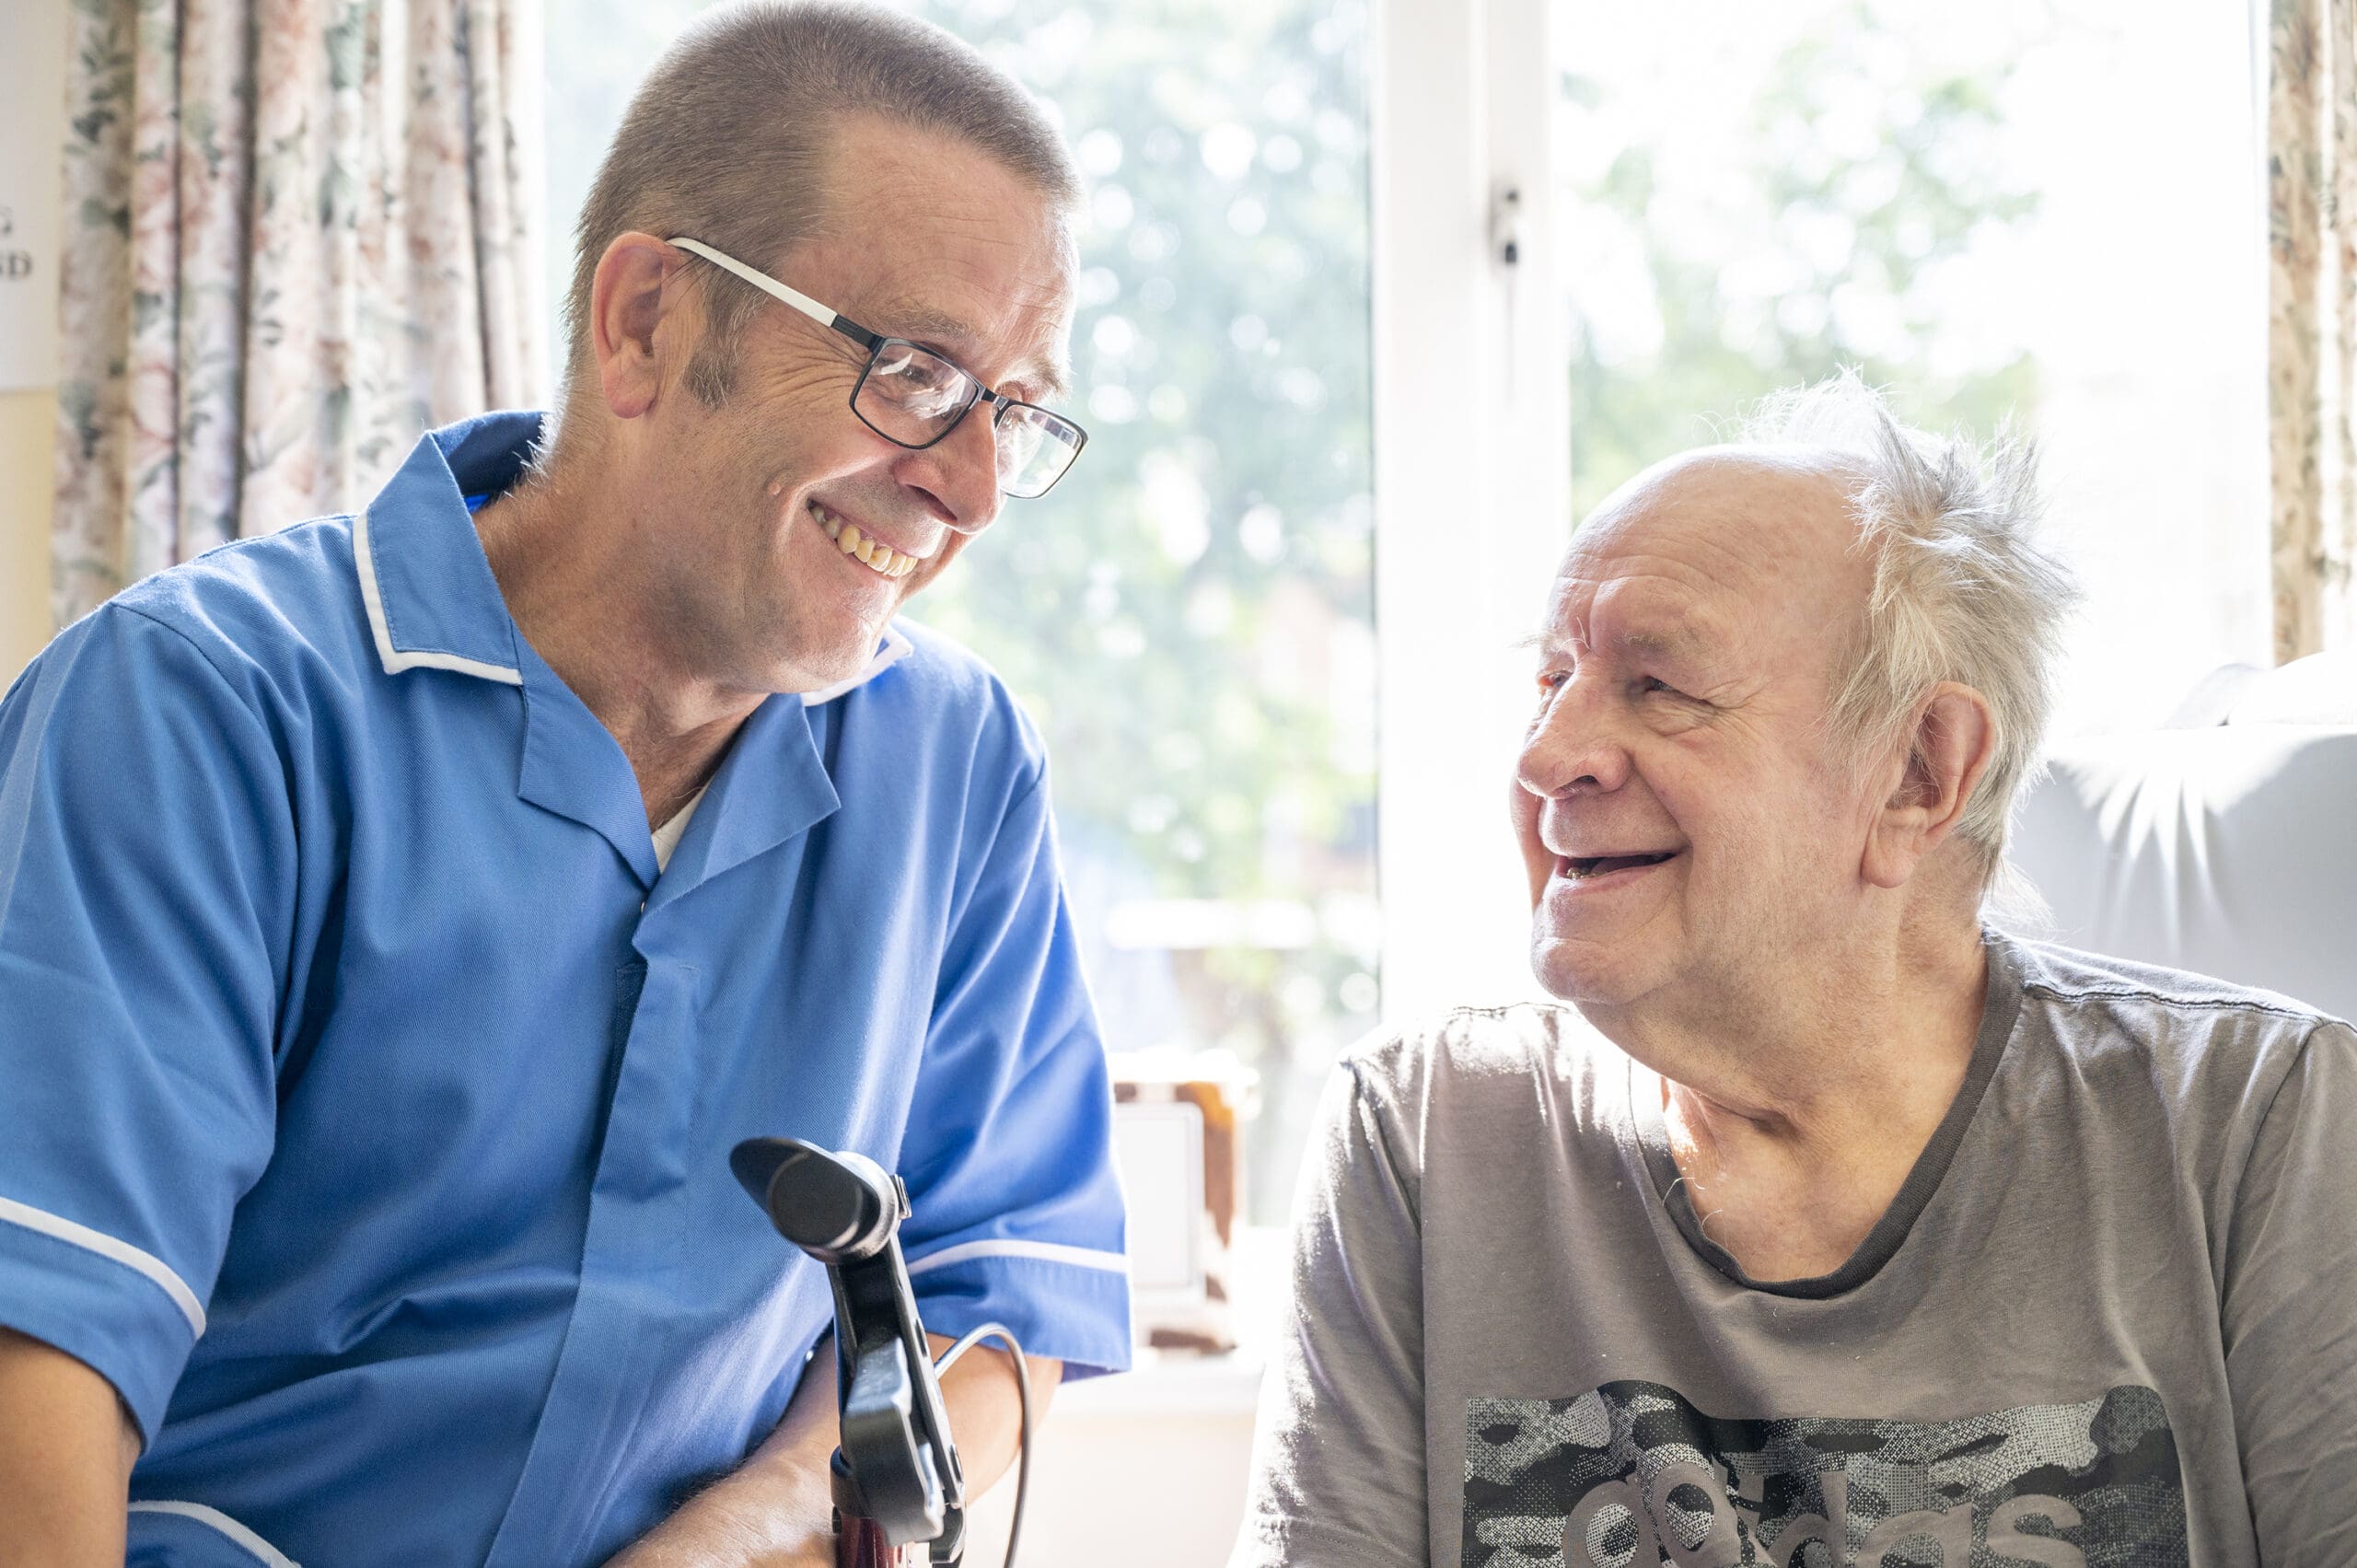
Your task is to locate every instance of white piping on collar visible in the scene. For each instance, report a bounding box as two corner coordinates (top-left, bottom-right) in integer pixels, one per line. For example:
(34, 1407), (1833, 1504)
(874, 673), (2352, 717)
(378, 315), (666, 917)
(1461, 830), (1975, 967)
(802, 624), (914, 706)
(354, 509), (524, 685)
(355, 506), (910, 701)
(128, 1502), (302, 1566)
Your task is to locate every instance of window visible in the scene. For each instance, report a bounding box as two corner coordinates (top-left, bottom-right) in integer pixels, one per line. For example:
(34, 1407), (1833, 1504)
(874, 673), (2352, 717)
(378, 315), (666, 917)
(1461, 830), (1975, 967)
(546, 0), (1377, 1220)
(1554, 0), (2270, 733)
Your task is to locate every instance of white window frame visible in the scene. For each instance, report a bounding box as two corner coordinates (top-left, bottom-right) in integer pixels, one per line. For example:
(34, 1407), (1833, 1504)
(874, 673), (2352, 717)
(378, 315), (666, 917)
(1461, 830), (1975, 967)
(1370, 0), (1566, 1028)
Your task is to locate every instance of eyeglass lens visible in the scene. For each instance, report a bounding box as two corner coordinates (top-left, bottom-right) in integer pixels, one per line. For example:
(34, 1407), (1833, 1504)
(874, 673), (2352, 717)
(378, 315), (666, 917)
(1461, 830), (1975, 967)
(856, 341), (1083, 497)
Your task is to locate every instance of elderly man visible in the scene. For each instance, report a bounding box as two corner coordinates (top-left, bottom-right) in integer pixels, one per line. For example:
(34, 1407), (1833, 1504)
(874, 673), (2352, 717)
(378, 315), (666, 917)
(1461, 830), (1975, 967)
(0, 5), (1127, 1564)
(1234, 380), (2357, 1567)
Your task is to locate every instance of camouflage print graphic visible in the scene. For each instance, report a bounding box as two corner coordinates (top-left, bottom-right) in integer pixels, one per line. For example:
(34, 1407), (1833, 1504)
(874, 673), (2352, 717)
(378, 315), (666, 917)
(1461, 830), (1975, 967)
(1463, 1381), (2187, 1567)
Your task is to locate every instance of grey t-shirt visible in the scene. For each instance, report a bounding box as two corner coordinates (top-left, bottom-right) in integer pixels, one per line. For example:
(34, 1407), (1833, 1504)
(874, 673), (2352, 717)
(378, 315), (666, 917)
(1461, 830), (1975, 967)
(1233, 934), (2357, 1567)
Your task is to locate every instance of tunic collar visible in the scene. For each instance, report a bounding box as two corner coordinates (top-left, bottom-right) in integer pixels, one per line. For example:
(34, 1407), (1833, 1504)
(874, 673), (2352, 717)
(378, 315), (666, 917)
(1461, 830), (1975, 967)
(354, 411), (910, 705)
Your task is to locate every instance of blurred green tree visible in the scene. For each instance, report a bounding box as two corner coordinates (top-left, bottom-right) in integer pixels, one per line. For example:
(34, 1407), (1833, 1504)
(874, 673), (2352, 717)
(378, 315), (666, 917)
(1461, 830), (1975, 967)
(1563, 1), (2045, 519)
(900, 0), (1378, 1218)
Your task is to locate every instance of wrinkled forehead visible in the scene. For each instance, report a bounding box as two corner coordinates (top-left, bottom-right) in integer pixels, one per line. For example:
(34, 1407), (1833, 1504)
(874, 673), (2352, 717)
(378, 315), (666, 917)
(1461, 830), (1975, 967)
(812, 117), (1079, 393)
(1542, 447), (1872, 654)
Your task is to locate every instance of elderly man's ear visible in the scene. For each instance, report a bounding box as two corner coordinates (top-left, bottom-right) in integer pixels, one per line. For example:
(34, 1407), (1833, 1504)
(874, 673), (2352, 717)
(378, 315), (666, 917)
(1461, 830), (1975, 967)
(1861, 682), (1998, 889)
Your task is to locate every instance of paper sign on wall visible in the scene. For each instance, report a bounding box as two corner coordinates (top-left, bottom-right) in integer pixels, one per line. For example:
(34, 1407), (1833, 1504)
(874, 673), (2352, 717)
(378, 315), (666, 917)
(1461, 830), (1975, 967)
(0, 0), (68, 392)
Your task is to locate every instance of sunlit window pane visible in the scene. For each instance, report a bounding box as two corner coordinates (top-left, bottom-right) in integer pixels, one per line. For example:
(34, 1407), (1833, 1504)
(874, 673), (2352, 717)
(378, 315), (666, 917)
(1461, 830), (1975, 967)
(1556, 0), (2268, 734)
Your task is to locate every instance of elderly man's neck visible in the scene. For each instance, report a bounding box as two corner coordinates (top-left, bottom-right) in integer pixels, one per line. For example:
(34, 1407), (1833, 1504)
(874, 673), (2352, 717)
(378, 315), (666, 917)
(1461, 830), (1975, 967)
(1606, 903), (1991, 1283)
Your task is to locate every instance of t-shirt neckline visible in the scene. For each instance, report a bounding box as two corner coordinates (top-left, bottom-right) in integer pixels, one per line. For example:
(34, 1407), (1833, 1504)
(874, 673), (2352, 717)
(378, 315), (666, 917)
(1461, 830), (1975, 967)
(1628, 934), (2026, 1299)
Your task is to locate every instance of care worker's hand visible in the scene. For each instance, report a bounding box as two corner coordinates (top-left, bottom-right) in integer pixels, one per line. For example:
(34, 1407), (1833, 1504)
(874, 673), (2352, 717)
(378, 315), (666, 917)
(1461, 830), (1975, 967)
(602, 1537), (829, 1568)
(594, 1410), (836, 1568)
(598, 1332), (1053, 1568)
(597, 1345), (839, 1568)
(598, 1492), (832, 1568)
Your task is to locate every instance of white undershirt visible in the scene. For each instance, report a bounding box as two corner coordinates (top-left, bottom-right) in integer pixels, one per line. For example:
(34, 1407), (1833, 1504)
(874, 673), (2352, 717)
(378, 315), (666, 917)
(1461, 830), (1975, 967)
(650, 784), (710, 873)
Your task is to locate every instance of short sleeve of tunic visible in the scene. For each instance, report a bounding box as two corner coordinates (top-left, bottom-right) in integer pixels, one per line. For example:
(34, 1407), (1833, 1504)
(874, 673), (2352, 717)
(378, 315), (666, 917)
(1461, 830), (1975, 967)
(0, 605), (290, 1442)
(894, 750), (1132, 1378)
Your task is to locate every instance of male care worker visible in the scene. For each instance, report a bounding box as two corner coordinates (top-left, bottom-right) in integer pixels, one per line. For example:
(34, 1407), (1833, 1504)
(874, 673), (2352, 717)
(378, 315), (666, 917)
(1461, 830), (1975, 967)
(0, 5), (1130, 1563)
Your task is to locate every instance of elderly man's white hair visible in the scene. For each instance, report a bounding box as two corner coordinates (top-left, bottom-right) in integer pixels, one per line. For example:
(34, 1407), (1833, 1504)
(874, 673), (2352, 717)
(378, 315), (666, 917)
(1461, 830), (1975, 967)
(1742, 372), (2083, 890)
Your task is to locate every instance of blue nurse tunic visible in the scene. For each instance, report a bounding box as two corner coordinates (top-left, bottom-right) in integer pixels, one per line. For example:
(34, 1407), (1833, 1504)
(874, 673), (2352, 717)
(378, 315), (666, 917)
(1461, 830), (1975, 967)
(0, 412), (1132, 1566)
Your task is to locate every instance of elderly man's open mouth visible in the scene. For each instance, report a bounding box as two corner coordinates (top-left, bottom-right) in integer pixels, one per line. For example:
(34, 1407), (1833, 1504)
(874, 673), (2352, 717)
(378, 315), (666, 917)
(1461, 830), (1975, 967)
(1558, 849), (1682, 885)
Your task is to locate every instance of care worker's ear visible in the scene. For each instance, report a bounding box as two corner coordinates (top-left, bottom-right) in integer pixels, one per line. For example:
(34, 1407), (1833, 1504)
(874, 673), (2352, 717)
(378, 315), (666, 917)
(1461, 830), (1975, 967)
(1861, 681), (1997, 889)
(590, 232), (691, 422)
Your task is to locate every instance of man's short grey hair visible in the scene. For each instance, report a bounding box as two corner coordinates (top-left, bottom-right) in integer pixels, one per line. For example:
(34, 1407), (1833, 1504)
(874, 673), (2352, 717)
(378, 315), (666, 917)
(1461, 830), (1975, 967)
(563, 0), (1079, 413)
(1743, 372), (2084, 884)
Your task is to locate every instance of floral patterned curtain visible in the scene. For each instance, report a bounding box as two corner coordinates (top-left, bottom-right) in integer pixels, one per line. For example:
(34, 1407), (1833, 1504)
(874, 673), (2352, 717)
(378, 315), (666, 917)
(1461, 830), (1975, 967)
(2270, 0), (2357, 659)
(52, 0), (544, 626)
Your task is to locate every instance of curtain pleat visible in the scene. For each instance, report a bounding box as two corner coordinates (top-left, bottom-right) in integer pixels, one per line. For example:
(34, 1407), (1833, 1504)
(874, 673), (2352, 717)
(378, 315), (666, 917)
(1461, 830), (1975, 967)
(52, 0), (545, 628)
(2270, 0), (2357, 658)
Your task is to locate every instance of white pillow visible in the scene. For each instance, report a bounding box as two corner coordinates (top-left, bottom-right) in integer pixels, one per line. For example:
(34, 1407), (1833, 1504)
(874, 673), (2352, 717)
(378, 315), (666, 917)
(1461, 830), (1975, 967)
(2011, 724), (2357, 1024)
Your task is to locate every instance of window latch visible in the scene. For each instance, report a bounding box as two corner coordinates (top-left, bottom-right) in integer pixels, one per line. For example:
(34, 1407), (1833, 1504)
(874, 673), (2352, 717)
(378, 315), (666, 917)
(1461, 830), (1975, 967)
(1492, 183), (1524, 268)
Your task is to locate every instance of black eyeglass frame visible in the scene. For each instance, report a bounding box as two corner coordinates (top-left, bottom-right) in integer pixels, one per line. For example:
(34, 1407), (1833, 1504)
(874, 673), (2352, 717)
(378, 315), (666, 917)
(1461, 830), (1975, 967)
(668, 237), (1088, 499)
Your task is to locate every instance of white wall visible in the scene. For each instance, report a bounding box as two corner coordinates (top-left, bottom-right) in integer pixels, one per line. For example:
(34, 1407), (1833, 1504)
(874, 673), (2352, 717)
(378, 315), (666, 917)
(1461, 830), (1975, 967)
(0, 0), (64, 680)
(0, 391), (50, 680)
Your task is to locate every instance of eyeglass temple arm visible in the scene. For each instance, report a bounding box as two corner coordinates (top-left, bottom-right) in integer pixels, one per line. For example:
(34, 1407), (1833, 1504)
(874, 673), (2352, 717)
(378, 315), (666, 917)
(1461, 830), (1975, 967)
(667, 237), (881, 353)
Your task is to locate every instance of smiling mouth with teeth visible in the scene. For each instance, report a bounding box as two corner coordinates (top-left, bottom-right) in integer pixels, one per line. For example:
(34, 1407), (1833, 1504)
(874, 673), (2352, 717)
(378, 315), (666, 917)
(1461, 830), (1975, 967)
(809, 502), (923, 580)
(1563, 851), (1678, 880)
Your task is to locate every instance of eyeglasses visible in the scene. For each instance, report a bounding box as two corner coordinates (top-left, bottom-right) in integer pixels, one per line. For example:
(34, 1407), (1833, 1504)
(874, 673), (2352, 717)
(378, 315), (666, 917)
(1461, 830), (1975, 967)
(668, 237), (1088, 499)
